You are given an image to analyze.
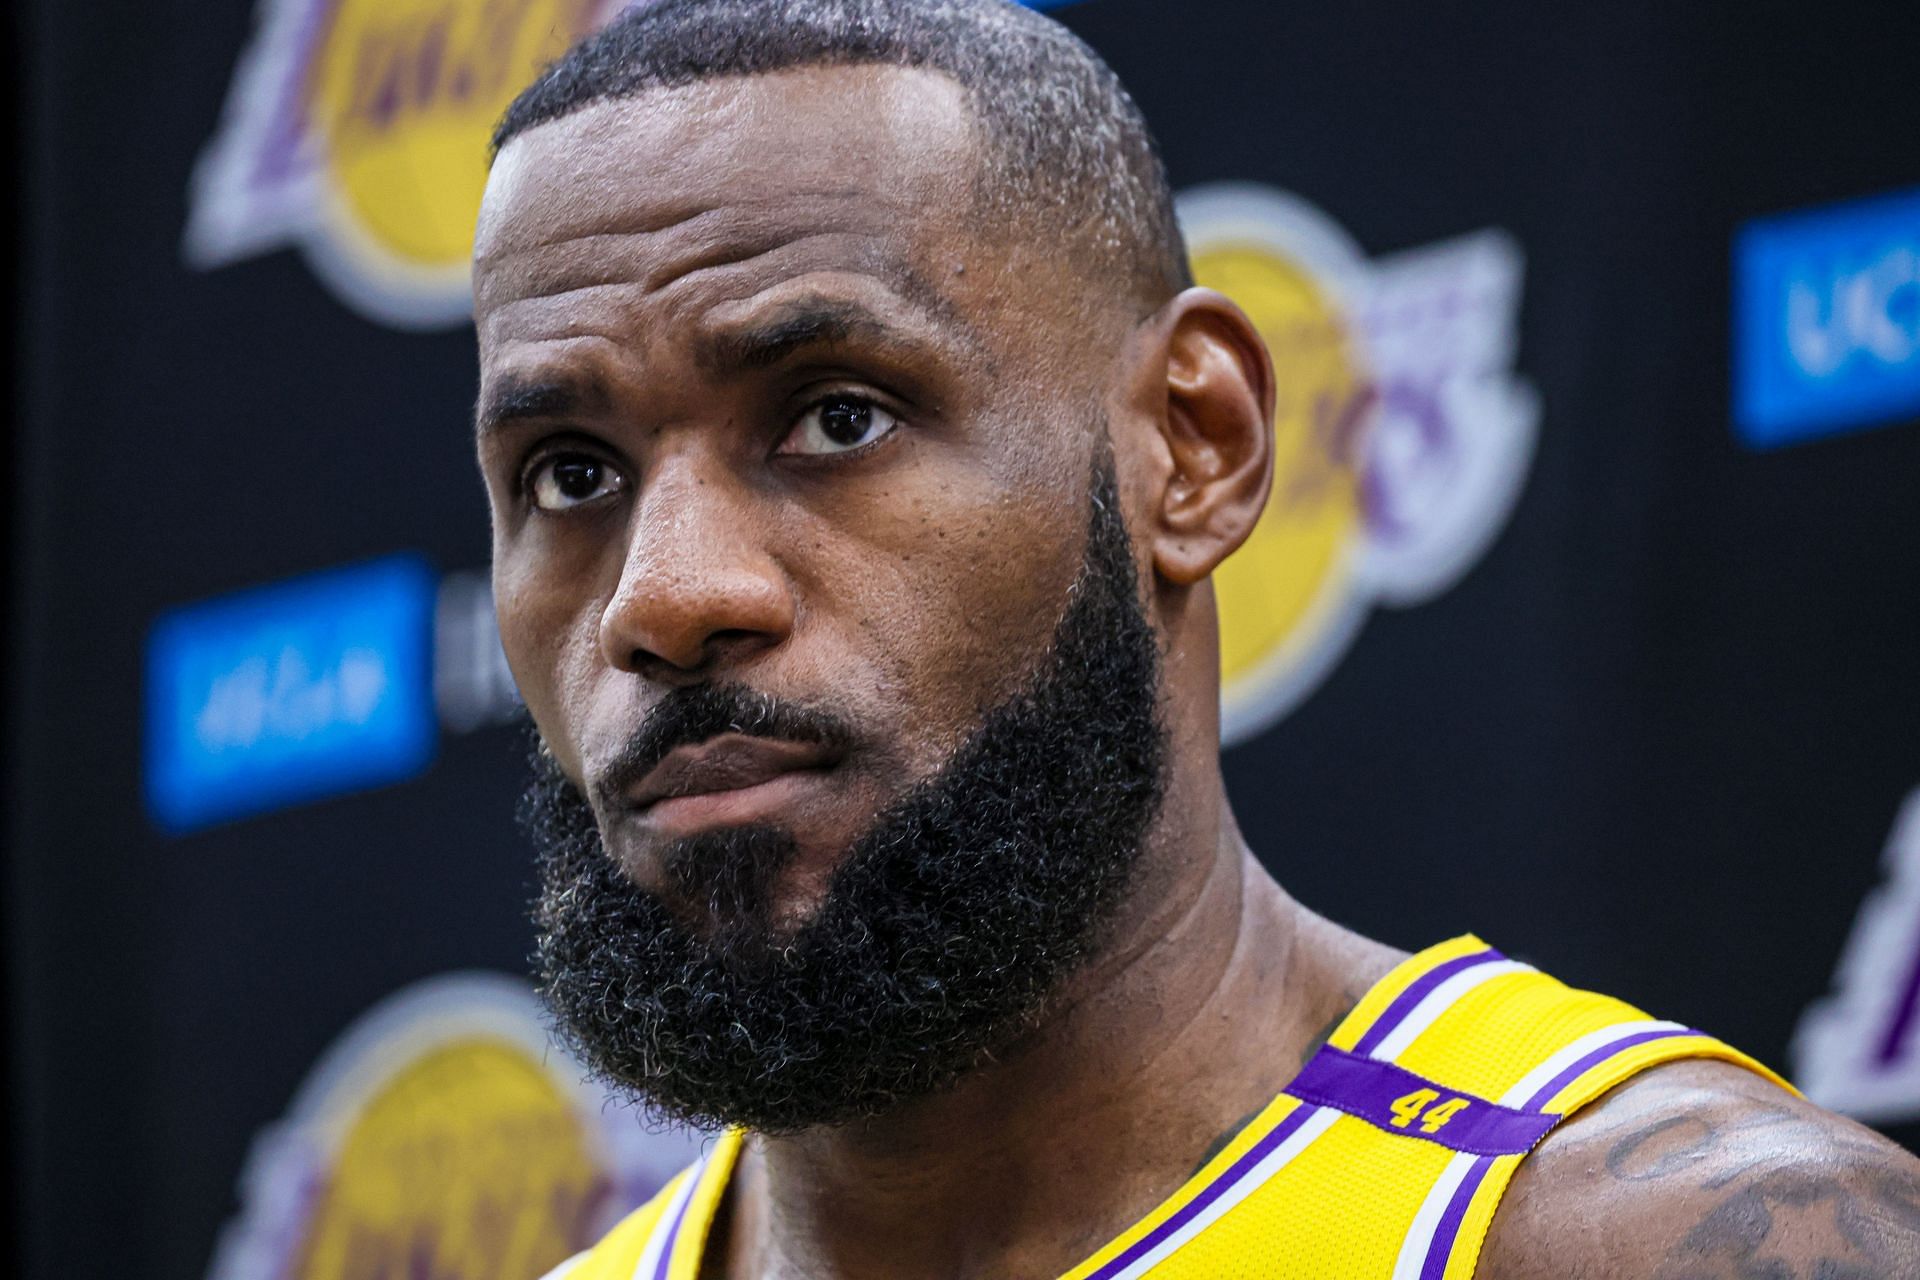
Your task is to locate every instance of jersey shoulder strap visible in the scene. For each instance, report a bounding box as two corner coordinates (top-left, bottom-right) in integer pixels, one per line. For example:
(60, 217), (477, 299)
(1061, 936), (1790, 1280)
(1286, 934), (1794, 1280)
(541, 1131), (744, 1280)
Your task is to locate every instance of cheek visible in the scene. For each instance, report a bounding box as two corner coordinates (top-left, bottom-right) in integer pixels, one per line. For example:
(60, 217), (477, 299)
(492, 550), (606, 776)
(818, 469), (1086, 773)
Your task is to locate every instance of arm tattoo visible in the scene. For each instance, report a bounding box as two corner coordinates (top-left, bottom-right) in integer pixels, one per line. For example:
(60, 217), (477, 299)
(1605, 1101), (1897, 1189)
(1652, 1159), (1920, 1279)
(1606, 1102), (1811, 1185)
(1606, 1114), (1723, 1182)
(1600, 1102), (1920, 1279)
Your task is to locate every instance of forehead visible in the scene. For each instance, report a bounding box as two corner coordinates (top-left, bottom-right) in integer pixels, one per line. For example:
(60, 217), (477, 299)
(473, 66), (984, 328)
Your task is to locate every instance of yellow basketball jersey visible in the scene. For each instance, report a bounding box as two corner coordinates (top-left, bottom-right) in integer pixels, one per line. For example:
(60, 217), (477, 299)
(541, 935), (1791, 1280)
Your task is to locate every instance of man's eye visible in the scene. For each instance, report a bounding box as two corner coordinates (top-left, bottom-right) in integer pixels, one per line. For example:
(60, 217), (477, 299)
(781, 396), (901, 456)
(528, 453), (626, 511)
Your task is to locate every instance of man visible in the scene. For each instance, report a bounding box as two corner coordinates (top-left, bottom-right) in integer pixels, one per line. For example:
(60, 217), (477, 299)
(471, 1), (1920, 1275)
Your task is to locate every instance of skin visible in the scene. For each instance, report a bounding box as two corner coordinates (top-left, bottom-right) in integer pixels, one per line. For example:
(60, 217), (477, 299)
(473, 65), (1920, 1280)
(1484, 1061), (1920, 1278)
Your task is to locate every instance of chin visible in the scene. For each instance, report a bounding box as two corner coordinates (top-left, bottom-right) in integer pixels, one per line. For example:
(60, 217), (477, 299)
(759, 871), (839, 935)
(607, 807), (867, 940)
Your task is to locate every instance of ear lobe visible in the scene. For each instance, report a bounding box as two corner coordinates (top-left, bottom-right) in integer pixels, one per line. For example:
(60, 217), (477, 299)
(1147, 289), (1276, 586)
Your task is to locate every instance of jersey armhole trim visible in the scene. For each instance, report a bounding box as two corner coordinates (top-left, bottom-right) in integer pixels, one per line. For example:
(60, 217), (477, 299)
(666, 1131), (745, 1280)
(1059, 1096), (1338, 1280)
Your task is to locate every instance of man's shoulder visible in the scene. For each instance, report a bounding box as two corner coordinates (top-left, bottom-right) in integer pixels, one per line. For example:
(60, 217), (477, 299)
(1478, 1057), (1920, 1279)
(536, 1166), (697, 1280)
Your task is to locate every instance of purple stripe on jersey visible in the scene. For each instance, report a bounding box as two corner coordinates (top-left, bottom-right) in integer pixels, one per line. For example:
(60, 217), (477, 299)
(1520, 1028), (1699, 1111)
(1420, 1155), (1496, 1280)
(651, 1167), (703, 1280)
(1350, 948), (1506, 1058)
(1285, 1047), (1557, 1156)
(1083, 1102), (1320, 1280)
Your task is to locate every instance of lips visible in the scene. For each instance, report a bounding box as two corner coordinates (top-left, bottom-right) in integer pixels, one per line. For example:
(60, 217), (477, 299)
(623, 734), (839, 813)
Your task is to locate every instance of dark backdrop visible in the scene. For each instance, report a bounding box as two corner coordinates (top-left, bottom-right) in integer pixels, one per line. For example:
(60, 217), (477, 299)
(12, 1), (1920, 1277)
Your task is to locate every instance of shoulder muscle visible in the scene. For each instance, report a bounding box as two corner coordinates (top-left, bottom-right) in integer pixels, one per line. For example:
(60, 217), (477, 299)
(1478, 1058), (1920, 1279)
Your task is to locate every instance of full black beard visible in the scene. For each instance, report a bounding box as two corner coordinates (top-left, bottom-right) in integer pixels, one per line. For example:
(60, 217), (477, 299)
(523, 463), (1167, 1133)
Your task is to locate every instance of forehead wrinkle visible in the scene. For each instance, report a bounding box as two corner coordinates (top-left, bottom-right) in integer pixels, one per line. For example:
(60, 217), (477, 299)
(478, 236), (943, 357)
(694, 294), (925, 375)
(483, 221), (986, 370)
(691, 259), (989, 375)
(475, 198), (722, 266)
(646, 228), (895, 303)
(476, 191), (904, 312)
(652, 233), (982, 360)
(477, 281), (648, 353)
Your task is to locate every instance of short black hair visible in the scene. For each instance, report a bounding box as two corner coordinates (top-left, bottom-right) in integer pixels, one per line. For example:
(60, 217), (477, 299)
(493, 0), (1192, 307)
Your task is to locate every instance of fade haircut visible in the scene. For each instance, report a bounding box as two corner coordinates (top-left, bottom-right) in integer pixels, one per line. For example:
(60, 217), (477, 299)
(493, 0), (1193, 307)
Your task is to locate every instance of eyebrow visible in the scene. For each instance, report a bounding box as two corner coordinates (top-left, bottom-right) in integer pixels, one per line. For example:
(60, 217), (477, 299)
(476, 288), (978, 436)
(474, 375), (607, 437)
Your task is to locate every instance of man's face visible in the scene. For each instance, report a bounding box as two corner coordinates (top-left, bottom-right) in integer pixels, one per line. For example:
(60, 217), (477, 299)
(474, 66), (1174, 1129)
(475, 68), (1126, 923)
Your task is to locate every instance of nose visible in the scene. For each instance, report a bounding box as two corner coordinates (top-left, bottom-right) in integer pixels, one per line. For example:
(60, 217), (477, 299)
(597, 460), (796, 678)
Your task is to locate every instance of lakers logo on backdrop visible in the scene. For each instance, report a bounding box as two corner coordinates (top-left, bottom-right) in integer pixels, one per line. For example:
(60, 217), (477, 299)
(187, 0), (615, 328)
(1179, 184), (1538, 743)
(1794, 787), (1920, 1124)
(206, 974), (702, 1280)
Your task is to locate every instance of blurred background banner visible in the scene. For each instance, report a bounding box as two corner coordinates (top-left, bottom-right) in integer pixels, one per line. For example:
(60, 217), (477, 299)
(10, 0), (1919, 1276)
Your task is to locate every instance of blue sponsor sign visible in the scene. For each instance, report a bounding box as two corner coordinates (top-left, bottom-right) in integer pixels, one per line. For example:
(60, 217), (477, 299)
(1734, 185), (1920, 448)
(144, 555), (438, 833)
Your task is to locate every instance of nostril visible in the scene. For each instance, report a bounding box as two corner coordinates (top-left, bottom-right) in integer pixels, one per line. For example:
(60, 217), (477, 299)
(708, 628), (768, 650)
(629, 646), (702, 684)
(680, 628), (782, 677)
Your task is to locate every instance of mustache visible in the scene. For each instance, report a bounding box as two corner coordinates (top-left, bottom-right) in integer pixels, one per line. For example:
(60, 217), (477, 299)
(589, 683), (860, 809)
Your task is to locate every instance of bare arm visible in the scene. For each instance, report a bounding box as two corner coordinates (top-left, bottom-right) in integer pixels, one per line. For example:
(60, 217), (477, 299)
(1479, 1059), (1920, 1279)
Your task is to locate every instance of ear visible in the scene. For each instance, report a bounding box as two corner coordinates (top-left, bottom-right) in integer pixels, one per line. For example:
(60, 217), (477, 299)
(1130, 288), (1276, 586)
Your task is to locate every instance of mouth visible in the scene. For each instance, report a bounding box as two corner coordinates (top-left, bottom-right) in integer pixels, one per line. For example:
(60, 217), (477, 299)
(619, 733), (842, 836)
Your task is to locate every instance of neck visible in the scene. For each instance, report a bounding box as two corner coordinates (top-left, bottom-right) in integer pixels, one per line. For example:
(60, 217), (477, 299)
(718, 788), (1384, 1280)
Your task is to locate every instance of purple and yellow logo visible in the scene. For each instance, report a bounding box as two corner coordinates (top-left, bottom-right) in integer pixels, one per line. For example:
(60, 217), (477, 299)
(1180, 184), (1538, 743)
(205, 973), (702, 1280)
(1795, 787), (1920, 1124)
(187, 0), (618, 328)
